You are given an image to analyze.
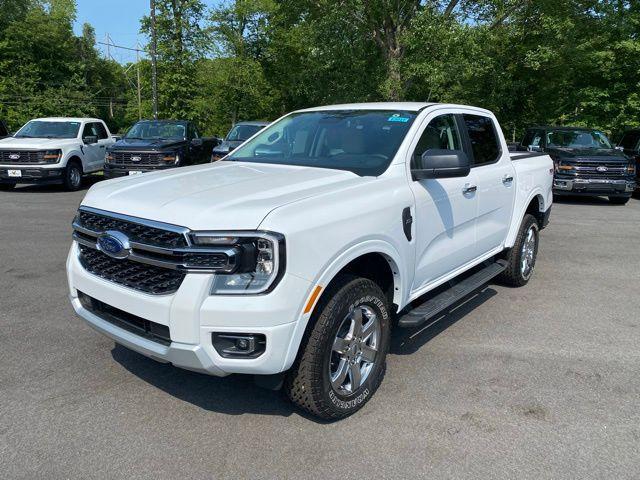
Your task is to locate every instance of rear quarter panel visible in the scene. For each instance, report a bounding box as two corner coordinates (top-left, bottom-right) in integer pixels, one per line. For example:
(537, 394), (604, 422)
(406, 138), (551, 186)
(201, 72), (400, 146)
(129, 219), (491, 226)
(505, 153), (554, 247)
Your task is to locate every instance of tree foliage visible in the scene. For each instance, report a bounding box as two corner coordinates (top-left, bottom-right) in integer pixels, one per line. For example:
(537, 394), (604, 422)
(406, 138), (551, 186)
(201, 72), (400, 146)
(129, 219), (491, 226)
(0, 0), (638, 139)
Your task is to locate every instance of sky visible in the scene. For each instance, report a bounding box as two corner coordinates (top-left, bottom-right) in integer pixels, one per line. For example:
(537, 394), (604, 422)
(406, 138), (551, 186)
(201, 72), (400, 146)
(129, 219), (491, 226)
(73, 0), (218, 64)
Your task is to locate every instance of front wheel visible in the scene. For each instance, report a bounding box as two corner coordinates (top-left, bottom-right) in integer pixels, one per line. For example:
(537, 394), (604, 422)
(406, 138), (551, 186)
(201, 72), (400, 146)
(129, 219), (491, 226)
(609, 196), (630, 205)
(285, 276), (391, 420)
(497, 213), (539, 287)
(63, 162), (83, 191)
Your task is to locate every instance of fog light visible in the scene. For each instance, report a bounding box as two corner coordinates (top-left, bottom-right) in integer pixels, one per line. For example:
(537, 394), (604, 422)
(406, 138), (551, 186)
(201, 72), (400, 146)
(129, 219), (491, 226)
(212, 333), (266, 358)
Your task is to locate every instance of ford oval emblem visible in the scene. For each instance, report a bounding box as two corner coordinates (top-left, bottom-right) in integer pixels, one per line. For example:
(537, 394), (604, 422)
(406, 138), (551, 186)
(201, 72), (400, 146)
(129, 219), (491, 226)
(97, 230), (131, 259)
(130, 156), (142, 162)
(596, 165), (608, 172)
(9, 154), (20, 160)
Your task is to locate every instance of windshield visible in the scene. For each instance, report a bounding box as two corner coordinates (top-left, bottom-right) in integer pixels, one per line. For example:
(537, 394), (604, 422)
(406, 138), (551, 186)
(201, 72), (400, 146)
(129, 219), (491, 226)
(547, 129), (613, 149)
(226, 110), (417, 176)
(226, 124), (265, 142)
(15, 120), (80, 139)
(125, 121), (186, 140)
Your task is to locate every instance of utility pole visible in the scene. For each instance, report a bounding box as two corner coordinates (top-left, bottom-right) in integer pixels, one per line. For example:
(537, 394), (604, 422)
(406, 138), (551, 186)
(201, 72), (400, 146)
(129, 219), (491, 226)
(150, 0), (159, 120)
(136, 41), (142, 120)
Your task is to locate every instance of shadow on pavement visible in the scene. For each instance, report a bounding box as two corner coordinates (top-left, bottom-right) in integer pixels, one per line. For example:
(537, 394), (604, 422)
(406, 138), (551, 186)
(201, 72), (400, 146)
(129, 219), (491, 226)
(112, 286), (498, 419)
(553, 195), (617, 206)
(111, 344), (330, 422)
(10, 174), (104, 193)
(391, 287), (497, 356)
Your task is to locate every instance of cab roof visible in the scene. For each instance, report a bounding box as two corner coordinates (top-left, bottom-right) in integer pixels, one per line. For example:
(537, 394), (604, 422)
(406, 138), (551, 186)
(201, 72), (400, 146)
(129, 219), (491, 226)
(33, 117), (103, 123)
(295, 102), (494, 115)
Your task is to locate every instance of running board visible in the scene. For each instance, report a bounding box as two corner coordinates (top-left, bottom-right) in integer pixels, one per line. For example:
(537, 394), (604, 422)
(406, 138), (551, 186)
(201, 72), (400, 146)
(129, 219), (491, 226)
(398, 259), (508, 328)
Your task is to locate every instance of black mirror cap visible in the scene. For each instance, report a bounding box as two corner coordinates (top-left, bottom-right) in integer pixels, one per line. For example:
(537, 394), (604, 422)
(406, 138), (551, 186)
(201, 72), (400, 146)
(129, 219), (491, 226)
(83, 135), (98, 144)
(412, 149), (471, 180)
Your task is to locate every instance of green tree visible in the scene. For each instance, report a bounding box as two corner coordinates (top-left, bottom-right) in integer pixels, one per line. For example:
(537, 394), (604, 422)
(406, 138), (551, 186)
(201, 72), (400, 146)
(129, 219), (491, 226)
(141, 0), (208, 119)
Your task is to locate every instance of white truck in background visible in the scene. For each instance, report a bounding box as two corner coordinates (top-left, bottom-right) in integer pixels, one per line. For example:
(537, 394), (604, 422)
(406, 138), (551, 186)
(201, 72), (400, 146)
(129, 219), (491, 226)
(67, 102), (553, 419)
(0, 117), (115, 191)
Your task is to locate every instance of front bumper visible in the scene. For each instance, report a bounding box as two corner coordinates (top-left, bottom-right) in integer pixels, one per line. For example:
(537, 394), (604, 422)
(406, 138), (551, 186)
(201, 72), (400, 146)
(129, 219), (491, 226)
(66, 242), (313, 376)
(104, 165), (175, 179)
(0, 166), (64, 184)
(553, 176), (635, 196)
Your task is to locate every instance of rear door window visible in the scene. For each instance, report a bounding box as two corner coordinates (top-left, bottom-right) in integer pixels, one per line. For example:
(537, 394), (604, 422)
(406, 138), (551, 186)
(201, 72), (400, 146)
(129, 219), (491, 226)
(462, 114), (501, 166)
(94, 122), (109, 140)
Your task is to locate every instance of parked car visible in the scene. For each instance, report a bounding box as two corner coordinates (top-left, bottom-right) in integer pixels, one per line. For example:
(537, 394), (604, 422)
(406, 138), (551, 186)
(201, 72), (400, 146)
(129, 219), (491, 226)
(0, 117), (115, 191)
(211, 121), (269, 161)
(0, 120), (10, 139)
(519, 126), (636, 204)
(104, 120), (220, 178)
(67, 102), (553, 419)
(617, 129), (640, 190)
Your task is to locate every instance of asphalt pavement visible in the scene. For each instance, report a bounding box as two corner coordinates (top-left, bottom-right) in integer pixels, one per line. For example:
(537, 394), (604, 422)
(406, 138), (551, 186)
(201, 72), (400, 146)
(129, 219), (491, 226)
(1, 180), (639, 479)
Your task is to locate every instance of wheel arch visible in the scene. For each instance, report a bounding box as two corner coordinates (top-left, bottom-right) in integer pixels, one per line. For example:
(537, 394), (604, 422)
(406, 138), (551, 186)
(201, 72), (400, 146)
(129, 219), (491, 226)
(281, 241), (405, 372)
(66, 154), (84, 171)
(505, 191), (546, 248)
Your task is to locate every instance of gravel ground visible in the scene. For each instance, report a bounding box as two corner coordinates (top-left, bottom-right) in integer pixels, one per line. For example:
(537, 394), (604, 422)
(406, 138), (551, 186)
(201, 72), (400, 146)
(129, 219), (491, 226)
(1, 180), (639, 479)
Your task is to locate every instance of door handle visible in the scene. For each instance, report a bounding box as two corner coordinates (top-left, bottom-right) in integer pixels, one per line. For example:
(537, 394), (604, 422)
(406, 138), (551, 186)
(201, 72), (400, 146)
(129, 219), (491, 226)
(463, 183), (477, 194)
(502, 175), (514, 184)
(99, 145), (105, 148)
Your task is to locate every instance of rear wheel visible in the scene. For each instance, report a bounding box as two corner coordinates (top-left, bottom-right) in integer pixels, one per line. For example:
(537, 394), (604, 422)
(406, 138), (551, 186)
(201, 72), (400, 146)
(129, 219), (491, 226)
(497, 214), (539, 287)
(63, 161), (83, 191)
(608, 196), (629, 205)
(285, 276), (391, 420)
(0, 183), (15, 191)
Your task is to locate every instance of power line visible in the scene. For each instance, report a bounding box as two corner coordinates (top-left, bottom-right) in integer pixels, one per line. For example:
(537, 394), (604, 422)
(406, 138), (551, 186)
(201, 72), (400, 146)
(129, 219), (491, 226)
(97, 41), (146, 53)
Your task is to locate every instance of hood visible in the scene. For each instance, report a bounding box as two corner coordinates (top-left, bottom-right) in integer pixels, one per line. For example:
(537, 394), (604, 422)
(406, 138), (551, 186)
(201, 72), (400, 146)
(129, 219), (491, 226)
(110, 137), (186, 151)
(213, 139), (244, 153)
(0, 137), (79, 149)
(546, 147), (628, 162)
(82, 161), (367, 230)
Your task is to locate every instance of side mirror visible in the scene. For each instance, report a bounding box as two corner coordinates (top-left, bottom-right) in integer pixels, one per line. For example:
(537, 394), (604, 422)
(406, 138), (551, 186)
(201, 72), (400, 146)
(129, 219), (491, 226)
(412, 149), (470, 180)
(191, 138), (203, 147)
(83, 135), (98, 145)
(528, 145), (542, 152)
(615, 146), (624, 152)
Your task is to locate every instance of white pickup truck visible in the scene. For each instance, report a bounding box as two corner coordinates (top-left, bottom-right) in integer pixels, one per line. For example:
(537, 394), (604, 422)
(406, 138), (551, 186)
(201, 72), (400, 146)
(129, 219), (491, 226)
(0, 117), (114, 191)
(67, 102), (553, 419)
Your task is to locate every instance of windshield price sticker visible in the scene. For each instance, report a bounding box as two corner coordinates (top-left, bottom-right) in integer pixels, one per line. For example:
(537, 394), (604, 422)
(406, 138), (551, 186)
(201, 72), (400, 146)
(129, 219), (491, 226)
(388, 114), (409, 123)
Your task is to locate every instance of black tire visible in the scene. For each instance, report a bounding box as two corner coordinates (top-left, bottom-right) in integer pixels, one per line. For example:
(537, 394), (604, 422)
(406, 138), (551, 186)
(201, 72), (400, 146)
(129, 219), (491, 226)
(63, 161), (83, 191)
(0, 183), (16, 191)
(285, 275), (391, 420)
(497, 213), (539, 287)
(609, 196), (629, 205)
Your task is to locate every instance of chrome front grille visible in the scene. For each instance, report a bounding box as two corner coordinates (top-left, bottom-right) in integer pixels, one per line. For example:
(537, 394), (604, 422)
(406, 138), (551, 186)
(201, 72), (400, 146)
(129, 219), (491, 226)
(0, 150), (45, 164)
(109, 151), (166, 167)
(570, 161), (628, 177)
(72, 207), (239, 295)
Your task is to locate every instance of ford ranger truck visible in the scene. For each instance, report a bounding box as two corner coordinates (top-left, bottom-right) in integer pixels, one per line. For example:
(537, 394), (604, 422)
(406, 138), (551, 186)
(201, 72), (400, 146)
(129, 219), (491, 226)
(0, 117), (115, 191)
(519, 126), (636, 204)
(104, 119), (220, 178)
(67, 103), (553, 420)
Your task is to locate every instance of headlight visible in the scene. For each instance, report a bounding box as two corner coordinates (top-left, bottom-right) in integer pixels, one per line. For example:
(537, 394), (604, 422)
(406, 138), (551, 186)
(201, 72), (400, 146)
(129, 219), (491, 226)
(556, 161), (575, 172)
(162, 153), (180, 165)
(43, 149), (62, 163)
(191, 232), (285, 294)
